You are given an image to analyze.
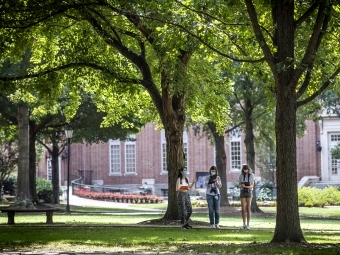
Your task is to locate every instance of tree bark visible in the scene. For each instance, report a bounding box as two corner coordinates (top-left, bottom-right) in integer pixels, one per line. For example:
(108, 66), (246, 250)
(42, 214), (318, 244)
(271, 0), (305, 243)
(208, 122), (229, 206)
(243, 87), (261, 213)
(51, 135), (60, 204)
(17, 102), (30, 201)
(245, 0), (306, 242)
(29, 123), (38, 203)
(163, 127), (184, 220)
(273, 84), (305, 242)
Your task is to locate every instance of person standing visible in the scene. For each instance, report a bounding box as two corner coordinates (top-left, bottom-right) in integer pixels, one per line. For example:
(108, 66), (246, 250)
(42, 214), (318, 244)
(205, 166), (222, 228)
(176, 166), (197, 229)
(238, 164), (255, 230)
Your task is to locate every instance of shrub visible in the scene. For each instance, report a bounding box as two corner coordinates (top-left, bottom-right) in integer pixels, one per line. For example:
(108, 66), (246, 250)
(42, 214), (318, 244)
(36, 178), (53, 203)
(191, 201), (207, 207)
(3, 175), (17, 196)
(257, 187), (275, 201)
(298, 186), (340, 207)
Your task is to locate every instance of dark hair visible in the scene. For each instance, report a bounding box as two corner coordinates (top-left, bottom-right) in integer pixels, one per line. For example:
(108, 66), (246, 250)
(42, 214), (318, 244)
(209, 166), (218, 175)
(178, 166), (188, 184)
(241, 164), (253, 174)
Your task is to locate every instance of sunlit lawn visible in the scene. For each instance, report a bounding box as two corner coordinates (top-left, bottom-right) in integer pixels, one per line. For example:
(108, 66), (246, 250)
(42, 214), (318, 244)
(1, 203), (340, 254)
(1, 225), (340, 254)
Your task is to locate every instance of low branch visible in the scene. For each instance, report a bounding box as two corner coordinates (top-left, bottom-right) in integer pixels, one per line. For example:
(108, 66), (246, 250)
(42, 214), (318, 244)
(0, 62), (142, 84)
(297, 66), (340, 107)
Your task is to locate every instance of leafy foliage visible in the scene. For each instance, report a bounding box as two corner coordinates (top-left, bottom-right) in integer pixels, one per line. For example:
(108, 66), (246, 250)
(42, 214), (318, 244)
(298, 186), (340, 207)
(36, 177), (61, 203)
(2, 175), (17, 196)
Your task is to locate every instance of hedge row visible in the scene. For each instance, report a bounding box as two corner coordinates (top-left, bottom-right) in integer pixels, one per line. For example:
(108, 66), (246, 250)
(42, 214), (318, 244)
(298, 186), (340, 207)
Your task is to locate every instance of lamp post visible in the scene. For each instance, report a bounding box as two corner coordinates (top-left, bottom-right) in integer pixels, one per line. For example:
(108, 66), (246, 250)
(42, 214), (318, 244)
(64, 126), (73, 213)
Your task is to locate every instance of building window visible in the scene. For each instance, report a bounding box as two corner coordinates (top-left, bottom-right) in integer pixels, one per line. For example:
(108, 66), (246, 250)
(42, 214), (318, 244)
(47, 158), (52, 181)
(331, 159), (339, 176)
(162, 143), (167, 172)
(183, 142), (188, 168)
(125, 143), (136, 174)
(231, 141), (241, 171)
(331, 134), (340, 141)
(110, 140), (121, 174)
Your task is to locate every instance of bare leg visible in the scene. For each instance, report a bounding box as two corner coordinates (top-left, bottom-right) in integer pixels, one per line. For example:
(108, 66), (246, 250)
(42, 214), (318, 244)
(240, 197), (247, 226)
(246, 197), (252, 226)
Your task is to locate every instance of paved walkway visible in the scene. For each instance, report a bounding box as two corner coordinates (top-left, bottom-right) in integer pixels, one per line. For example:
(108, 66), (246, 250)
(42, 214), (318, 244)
(63, 191), (164, 211)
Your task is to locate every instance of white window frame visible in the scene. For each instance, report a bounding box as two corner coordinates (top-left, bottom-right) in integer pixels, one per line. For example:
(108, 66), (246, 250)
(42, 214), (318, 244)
(183, 131), (188, 170)
(330, 134), (340, 177)
(161, 130), (167, 173)
(125, 135), (136, 175)
(47, 158), (52, 181)
(109, 139), (121, 175)
(230, 129), (242, 172)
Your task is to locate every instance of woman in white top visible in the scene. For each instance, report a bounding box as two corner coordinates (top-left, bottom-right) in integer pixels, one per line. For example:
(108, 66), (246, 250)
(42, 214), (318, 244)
(176, 166), (196, 229)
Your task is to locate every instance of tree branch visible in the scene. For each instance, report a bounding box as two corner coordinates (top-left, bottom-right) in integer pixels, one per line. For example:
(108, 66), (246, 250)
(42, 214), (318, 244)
(297, 66), (340, 107)
(292, 2), (330, 85)
(294, 0), (321, 29)
(0, 62), (143, 84)
(244, 0), (276, 70)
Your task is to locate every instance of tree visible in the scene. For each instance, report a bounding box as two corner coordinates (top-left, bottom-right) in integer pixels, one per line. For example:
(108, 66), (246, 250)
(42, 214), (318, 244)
(170, 0), (340, 242)
(16, 101), (30, 201)
(0, 1), (232, 220)
(37, 92), (145, 203)
(243, 0), (340, 242)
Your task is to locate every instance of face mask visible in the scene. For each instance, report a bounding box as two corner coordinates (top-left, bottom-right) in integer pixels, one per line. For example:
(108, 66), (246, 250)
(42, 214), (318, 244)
(183, 171), (188, 176)
(211, 171), (216, 175)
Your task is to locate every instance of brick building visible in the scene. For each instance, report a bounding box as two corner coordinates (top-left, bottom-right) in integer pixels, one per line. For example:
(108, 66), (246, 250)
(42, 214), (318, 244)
(39, 117), (340, 195)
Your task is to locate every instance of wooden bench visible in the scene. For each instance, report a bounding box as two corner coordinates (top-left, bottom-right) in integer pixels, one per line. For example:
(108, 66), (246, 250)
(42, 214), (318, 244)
(3, 195), (16, 202)
(0, 207), (60, 224)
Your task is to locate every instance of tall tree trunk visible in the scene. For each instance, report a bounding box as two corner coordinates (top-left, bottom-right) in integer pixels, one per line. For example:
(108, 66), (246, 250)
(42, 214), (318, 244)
(51, 136), (60, 204)
(273, 85), (304, 242)
(29, 123), (38, 203)
(163, 126), (184, 220)
(270, 0), (305, 243)
(208, 122), (229, 206)
(158, 52), (191, 220)
(243, 90), (260, 212)
(17, 102), (30, 201)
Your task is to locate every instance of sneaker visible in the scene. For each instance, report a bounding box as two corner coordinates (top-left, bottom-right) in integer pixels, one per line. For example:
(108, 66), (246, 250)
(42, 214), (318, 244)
(184, 223), (192, 229)
(242, 224), (247, 229)
(215, 224), (220, 229)
(245, 225), (250, 230)
(182, 225), (189, 229)
(210, 224), (215, 228)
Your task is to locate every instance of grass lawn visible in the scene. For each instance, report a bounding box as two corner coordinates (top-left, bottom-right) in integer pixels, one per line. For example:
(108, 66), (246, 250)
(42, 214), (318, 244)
(0, 203), (340, 254)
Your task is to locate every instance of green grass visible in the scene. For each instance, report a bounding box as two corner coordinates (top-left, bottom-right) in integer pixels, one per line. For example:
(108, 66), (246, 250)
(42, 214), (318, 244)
(1, 203), (340, 254)
(1, 226), (339, 254)
(261, 206), (340, 218)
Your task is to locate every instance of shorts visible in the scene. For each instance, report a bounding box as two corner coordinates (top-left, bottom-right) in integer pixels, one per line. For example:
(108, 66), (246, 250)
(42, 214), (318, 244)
(240, 190), (253, 198)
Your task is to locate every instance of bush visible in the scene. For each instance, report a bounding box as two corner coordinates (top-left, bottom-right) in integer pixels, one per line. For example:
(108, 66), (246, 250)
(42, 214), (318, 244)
(298, 186), (340, 207)
(257, 187), (275, 201)
(3, 175), (17, 196)
(36, 178), (53, 203)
